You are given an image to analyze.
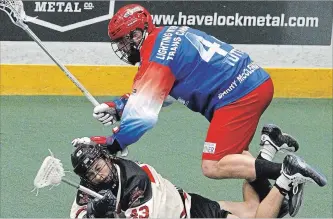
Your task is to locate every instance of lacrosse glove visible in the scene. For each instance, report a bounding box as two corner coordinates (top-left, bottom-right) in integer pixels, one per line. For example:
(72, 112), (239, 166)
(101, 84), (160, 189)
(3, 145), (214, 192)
(71, 136), (122, 155)
(93, 94), (130, 126)
(86, 190), (117, 218)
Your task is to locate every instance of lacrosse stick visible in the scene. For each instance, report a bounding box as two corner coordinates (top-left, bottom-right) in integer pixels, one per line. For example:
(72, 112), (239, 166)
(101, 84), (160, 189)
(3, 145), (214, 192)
(0, 0), (99, 106)
(33, 150), (103, 199)
(0, 0), (128, 157)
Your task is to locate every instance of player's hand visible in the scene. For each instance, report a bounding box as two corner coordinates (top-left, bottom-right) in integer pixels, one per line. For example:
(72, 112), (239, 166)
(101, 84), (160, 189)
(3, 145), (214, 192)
(71, 137), (94, 147)
(86, 190), (117, 218)
(93, 102), (118, 126)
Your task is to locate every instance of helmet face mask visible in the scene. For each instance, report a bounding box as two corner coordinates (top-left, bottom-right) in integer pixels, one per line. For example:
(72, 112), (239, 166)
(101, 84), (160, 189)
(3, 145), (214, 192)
(110, 30), (142, 65)
(85, 158), (116, 186)
(71, 144), (119, 188)
(108, 4), (155, 65)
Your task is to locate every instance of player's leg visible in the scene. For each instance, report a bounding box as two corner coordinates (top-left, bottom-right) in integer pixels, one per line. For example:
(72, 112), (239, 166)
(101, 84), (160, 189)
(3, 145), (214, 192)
(254, 186), (284, 218)
(248, 124), (299, 217)
(220, 150), (285, 217)
(258, 123), (304, 216)
(216, 181), (284, 218)
(255, 154), (327, 218)
(202, 78), (298, 181)
(218, 180), (260, 218)
(217, 151), (258, 217)
(190, 178), (290, 219)
(241, 150), (285, 217)
(189, 193), (232, 218)
(223, 187), (293, 219)
(201, 123), (282, 181)
(232, 151), (289, 218)
(218, 154), (327, 218)
(202, 78), (281, 180)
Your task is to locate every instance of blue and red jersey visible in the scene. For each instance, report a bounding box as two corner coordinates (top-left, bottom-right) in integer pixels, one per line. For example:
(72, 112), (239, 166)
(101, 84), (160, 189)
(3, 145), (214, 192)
(112, 26), (270, 149)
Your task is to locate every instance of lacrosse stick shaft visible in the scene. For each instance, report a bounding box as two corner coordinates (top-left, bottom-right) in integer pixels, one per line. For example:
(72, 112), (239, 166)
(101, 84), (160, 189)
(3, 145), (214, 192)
(23, 26), (99, 107)
(25, 26), (129, 157)
(61, 178), (103, 199)
(25, 27), (128, 151)
(1, 0), (129, 156)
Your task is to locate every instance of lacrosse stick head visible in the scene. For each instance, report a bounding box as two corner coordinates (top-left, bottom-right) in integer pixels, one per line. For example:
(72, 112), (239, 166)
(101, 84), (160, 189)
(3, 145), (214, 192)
(0, 0), (27, 28)
(33, 153), (65, 189)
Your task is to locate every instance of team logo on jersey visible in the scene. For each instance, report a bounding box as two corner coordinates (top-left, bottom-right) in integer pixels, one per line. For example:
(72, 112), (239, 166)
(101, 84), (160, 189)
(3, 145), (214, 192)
(129, 186), (145, 206)
(203, 142), (216, 154)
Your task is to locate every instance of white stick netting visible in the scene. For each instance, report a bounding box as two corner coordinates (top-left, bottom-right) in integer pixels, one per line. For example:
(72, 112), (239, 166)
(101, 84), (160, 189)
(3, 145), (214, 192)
(33, 150), (65, 190)
(0, 0), (27, 24)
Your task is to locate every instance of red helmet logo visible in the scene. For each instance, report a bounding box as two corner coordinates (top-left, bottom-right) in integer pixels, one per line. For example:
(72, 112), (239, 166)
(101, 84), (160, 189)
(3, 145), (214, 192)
(123, 5), (143, 18)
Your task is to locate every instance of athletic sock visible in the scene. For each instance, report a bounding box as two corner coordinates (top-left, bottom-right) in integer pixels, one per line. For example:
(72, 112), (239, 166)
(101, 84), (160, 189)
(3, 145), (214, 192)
(259, 144), (277, 161)
(249, 154), (278, 201)
(255, 158), (282, 180)
(249, 177), (273, 201)
(275, 174), (291, 196)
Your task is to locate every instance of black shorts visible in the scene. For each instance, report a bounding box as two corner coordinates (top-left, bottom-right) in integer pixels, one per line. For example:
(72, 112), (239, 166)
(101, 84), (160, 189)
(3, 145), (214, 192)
(189, 193), (230, 218)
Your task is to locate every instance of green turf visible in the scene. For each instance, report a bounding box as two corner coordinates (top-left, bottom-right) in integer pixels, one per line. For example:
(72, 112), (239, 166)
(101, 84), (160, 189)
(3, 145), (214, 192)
(0, 96), (332, 218)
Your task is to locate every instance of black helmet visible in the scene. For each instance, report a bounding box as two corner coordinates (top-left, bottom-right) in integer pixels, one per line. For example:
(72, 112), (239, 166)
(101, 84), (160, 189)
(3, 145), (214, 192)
(71, 144), (104, 177)
(71, 144), (119, 188)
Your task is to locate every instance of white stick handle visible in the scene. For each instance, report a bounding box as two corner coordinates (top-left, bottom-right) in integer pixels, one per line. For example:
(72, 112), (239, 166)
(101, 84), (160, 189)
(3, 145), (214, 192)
(78, 185), (104, 199)
(23, 25), (100, 106)
(62, 178), (103, 199)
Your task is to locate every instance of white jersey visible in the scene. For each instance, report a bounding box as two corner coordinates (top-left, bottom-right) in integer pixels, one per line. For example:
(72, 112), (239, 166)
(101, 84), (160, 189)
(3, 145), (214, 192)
(70, 198), (87, 219)
(70, 163), (192, 218)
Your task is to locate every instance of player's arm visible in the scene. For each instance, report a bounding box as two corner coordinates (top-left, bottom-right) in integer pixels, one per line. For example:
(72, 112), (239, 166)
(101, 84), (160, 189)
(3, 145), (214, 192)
(100, 63), (175, 153)
(93, 91), (175, 126)
(93, 93), (130, 126)
(70, 184), (93, 218)
(83, 173), (152, 218)
(74, 63), (175, 153)
(70, 198), (87, 219)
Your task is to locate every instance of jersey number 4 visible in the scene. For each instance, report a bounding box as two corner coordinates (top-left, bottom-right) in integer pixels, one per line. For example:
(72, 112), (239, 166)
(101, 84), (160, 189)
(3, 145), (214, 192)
(185, 32), (229, 62)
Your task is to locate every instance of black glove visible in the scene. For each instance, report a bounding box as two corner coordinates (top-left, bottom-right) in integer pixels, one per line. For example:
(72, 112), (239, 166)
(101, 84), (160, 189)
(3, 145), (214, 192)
(86, 190), (117, 218)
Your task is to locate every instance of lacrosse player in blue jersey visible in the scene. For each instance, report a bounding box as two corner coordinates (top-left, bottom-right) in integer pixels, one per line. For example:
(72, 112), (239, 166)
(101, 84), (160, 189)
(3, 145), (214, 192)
(74, 4), (310, 216)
